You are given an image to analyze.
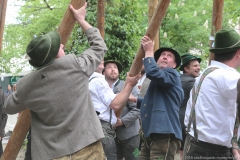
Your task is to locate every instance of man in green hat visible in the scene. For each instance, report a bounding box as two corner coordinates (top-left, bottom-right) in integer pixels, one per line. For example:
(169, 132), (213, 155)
(178, 53), (201, 159)
(4, 3), (108, 160)
(89, 60), (140, 160)
(103, 60), (140, 160)
(129, 35), (184, 159)
(184, 29), (240, 159)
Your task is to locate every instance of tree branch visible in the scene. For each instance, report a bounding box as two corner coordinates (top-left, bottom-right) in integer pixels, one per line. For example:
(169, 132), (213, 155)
(43, 0), (53, 10)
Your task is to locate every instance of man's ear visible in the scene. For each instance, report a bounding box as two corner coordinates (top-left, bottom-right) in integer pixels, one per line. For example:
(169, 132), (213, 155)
(237, 49), (240, 58)
(184, 66), (189, 73)
(172, 62), (176, 68)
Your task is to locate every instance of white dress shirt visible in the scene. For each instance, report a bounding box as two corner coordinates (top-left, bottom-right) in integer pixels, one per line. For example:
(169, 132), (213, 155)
(89, 72), (117, 125)
(184, 60), (240, 148)
(136, 73), (146, 94)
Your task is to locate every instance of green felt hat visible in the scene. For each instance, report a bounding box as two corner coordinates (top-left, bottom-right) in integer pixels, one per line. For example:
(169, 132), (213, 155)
(179, 53), (201, 71)
(26, 31), (61, 68)
(154, 47), (181, 69)
(209, 29), (240, 54)
(104, 60), (123, 74)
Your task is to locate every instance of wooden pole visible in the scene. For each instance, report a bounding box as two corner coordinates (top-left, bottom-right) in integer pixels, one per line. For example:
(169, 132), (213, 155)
(97, 0), (105, 39)
(115, 0), (171, 117)
(148, 0), (159, 51)
(1, 1), (86, 158)
(208, 0), (224, 65)
(1, 109), (31, 160)
(0, 0), (8, 55)
(57, 0), (86, 46)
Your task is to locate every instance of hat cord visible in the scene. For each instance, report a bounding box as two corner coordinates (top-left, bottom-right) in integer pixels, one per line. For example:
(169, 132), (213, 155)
(228, 39), (240, 48)
(40, 34), (52, 65)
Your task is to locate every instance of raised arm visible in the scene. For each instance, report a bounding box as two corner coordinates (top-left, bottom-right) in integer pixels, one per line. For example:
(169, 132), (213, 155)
(69, 3), (92, 32)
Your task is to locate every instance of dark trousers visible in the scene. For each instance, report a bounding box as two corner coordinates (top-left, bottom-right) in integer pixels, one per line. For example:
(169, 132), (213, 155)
(24, 127), (32, 160)
(180, 129), (187, 150)
(183, 133), (232, 160)
(100, 120), (117, 160)
(140, 133), (181, 160)
(115, 135), (140, 160)
(0, 140), (3, 157)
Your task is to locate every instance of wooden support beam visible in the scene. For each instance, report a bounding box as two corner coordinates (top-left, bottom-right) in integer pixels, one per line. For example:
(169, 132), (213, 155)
(148, 0), (159, 51)
(57, 0), (86, 46)
(1, 1), (86, 158)
(115, 0), (171, 117)
(208, 0), (224, 65)
(0, 0), (8, 55)
(97, 0), (105, 39)
(1, 109), (31, 160)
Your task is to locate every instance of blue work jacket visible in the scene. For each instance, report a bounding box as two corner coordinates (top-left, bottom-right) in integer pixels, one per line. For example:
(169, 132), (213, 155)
(137, 57), (184, 140)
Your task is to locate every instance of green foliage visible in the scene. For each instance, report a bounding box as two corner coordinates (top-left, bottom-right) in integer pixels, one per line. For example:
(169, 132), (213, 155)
(104, 0), (145, 78)
(1, 0), (240, 75)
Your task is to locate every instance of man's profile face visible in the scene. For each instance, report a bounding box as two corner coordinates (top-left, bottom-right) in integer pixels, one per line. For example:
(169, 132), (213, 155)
(104, 63), (119, 81)
(157, 51), (176, 69)
(184, 60), (200, 78)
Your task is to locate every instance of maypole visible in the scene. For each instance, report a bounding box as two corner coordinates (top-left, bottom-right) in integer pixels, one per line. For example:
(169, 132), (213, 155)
(0, 0), (8, 55)
(148, 0), (160, 51)
(97, 0), (105, 39)
(208, 0), (224, 65)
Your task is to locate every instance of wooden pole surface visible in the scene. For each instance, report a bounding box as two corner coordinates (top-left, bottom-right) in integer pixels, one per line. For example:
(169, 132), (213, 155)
(1, 1), (87, 158)
(115, 0), (171, 118)
(0, 0), (8, 55)
(57, 0), (86, 46)
(148, 0), (159, 51)
(1, 109), (31, 160)
(208, 0), (224, 65)
(97, 0), (105, 39)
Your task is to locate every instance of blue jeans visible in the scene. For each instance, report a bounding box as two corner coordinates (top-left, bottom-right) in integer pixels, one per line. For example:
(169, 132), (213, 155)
(183, 133), (232, 160)
(115, 135), (140, 160)
(100, 120), (117, 160)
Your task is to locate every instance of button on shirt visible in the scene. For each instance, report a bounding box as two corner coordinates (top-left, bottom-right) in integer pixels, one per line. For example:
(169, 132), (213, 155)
(184, 60), (240, 148)
(89, 72), (117, 125)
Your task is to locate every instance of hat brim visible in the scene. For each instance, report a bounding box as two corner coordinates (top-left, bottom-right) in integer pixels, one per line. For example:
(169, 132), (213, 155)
(154, 47), (181, 69)
(104, 60), (123, 74)
(179, 57), (201, 71)
(29, 31), (61, 68)
(209, 46), (240, 54)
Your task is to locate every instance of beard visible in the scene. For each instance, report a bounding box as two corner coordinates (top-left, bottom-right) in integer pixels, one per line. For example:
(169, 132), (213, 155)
(106, 74), (118, 81)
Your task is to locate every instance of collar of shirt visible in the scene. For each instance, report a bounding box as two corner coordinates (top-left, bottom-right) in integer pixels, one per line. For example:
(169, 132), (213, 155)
(90, 72), (104, 79)
(210, 60), (234, 70)
(111, 79), (120, 89)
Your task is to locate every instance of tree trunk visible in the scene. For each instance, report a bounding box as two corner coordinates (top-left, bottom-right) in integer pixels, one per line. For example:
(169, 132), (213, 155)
(1, 109), (31, 160)
(57, 0), (86, 46)
(97, 0), (105, 39)
(208, 0), (224, 65)
(0, 0), (8, 55)
(115, 0), (171, 117)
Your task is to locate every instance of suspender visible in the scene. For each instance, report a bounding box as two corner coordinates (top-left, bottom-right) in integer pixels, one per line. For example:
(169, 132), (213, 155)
(109, 79), (121, 124)
(187, 67), (218, 140)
